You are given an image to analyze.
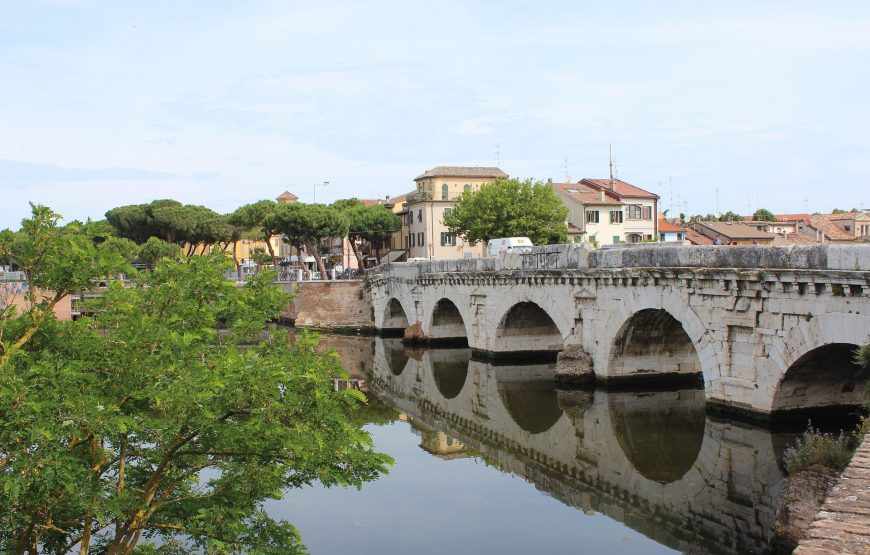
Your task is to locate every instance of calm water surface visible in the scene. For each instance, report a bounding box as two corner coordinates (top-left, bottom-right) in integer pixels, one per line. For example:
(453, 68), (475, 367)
(269, 333), (806, 554)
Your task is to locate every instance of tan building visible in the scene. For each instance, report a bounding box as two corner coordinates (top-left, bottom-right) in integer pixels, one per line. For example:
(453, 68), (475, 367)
(403, 166), (507, 260)
(579, 178), (659, 243)
(690, 221), (775, 245)
(799, 212), (870, 243)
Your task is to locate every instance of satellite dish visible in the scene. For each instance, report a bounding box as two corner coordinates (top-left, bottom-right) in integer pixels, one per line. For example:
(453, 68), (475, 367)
(714, 211), (722, 219)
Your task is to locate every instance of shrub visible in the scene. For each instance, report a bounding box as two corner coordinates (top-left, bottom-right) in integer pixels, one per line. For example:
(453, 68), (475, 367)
(783, 422), (854, 475)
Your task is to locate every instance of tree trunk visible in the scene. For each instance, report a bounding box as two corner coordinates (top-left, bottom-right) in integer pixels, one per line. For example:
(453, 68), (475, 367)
(349, 237), (364, 269)
(264, 234), (278, 269)
(306, 241), (328, 278)
(232, 240), (241, 279)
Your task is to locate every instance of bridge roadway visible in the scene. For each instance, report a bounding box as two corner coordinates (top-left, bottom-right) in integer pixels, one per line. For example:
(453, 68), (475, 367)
(369, 339), (787, 554)
(367, 244), (870, 418)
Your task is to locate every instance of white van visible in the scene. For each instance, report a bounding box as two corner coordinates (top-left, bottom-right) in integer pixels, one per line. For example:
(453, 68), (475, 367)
(486, 237), (533, 257)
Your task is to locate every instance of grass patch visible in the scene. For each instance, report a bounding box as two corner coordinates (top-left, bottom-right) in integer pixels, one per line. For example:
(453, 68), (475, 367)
(784, 423), (855, 475)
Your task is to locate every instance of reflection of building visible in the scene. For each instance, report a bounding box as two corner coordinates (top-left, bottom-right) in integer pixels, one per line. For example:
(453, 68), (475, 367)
(403, 166), (506, 260)
(410, 421), (468, 460)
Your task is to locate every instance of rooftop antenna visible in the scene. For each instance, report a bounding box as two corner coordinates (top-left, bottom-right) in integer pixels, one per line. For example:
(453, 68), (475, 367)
(609, 143), (614, 179)
(494, 144), (501, 167)
(804, 197), (809, 213)
(715, 187), (719, 215)
(564, 156), (569, 182)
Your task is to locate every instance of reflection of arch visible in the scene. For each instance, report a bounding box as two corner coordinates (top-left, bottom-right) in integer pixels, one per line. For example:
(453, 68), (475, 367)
(608, 389), (706, 483)
(383, 338), (409, 376)
(496, 366), (563, 434)
(496, 302), (563, 353)
(431, 348), (471, 399)
(608, 308), (701, 379)
(383, 298), (409, 330)
(771, 343), (869, 414)
(429, 298), (468, 342)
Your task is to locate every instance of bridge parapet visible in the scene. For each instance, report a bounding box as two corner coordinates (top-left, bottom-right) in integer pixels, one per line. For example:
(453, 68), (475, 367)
(370, 244), (870, 279)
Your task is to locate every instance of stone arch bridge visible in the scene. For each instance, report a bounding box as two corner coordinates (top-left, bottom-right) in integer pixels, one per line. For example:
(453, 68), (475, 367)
(368, 244), (870, 418)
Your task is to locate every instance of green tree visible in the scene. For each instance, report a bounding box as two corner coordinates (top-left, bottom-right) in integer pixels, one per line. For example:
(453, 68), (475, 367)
(335, 200), (401, 267)
(229, 200), (281, 269)
(832, 208), (847, 214)
(718, 211), (744, 222)
(856, 343), (870, 368)
(443, 178), (568, 245)
(269, 204), (349, 277)
(137, 236), (182, 267)
(752, 208), (777, 222)
(0, 214), (391, 552)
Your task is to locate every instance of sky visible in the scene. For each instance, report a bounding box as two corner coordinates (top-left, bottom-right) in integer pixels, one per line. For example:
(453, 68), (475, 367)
(1, 0), (868, 229)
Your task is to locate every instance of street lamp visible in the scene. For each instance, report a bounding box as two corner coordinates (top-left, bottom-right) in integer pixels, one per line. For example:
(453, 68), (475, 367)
(313, 181), (330, 204)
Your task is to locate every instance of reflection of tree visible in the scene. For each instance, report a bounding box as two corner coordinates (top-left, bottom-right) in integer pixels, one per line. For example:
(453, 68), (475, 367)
(347, 391), (401, 427)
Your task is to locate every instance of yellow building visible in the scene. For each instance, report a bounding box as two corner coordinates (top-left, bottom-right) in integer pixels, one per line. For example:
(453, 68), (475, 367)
(403, 166), (507, 260)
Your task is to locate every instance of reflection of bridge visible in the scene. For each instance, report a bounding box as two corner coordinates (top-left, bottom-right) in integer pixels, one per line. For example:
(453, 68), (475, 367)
(370, 338), (787, 554)
(368, 244), (870, 417)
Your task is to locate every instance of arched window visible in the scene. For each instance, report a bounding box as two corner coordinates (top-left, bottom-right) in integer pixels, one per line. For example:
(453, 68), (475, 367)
(464, 183), (471, 192)
(442, 183), (449, 200)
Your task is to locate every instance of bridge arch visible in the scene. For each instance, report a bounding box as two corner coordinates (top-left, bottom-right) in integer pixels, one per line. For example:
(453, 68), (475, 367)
(608, 308), (703, 381)
(489, 287), (574, 354)
(767, 312), (870, 415)
(428, 298), (469, 343)
(596, 290), (721, 389)
(382, 298), (410, 331)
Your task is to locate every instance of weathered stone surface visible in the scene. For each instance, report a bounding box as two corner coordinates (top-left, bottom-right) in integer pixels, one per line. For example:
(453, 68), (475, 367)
(403, 321), (425, 343)
(555, 344), (594, 384)
(279, 280), (373, 329)
(372, 244), (870, 415)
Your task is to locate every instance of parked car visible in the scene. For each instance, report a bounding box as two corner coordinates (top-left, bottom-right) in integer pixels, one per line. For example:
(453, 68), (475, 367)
(486, 237), (533, 256)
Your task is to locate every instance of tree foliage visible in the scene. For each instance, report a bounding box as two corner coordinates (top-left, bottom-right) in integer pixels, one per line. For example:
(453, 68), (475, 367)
(0, 208), (392, 553)
(268, 204), (349, 275)
(106, 200), (230, 253)
(443, 178), (568, 245)
(137, 237), (182, 267)
(752, 208), (778, 222)
(335, 201), (401, 266)
(229, 200), (281, 267)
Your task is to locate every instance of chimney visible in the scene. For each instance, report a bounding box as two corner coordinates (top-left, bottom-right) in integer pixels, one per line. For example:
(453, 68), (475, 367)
(600, 190), (605, 202)
(547, 178), (552, 184)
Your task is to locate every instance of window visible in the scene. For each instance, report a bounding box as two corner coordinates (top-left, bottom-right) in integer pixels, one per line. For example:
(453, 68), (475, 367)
(409, 234), (414, 247)
(659, 233), (666, 241)
(586, 210), (600, 224)
(644, 234), (653, 241)
(417, 209), (422, 223)
(443, 207), (452, 218)
(440, 232), (456, 246)
(417, 232), (424, 246)
(626, 205), (642, 219)
(613, 236), (621, 244)
(442, 183), (449, 200)
(610, 210), (623, 223)
(464, 184), (470, 192)
(643, 206), (652, 220)
(678, 232), (685, 241)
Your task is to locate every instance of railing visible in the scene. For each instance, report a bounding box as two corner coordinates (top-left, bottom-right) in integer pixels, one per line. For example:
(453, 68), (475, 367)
(0, 271), (27, 282)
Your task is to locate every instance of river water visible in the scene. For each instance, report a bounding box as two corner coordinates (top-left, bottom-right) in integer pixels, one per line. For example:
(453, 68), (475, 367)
(267, 333), (821, 554)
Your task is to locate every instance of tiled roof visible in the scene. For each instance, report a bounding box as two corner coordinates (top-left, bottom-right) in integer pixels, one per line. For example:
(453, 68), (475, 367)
(567, 223), (584, 233)
(551, 183), (621, 205)
(808, 215), (855, 241)
(414, 166), (508, 180)
(771, 233), (821, 246)
(658, 219), (683, 233)
(579, 178), (659, 199)
(685, 229), (714, 245)
(693, 221), (776, 240)
(776, 213), (811, 224)
(276, 191), (299, 202)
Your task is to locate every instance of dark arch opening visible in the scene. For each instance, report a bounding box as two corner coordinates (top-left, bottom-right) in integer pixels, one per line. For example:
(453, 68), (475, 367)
(496, 302), (562, 356)
(383, 338), (409, 376)
(431, 348), (471, 399)
(608, 308), (702, 384)
(429, 298), (468, 345)
(383, 298), (409, 331)
(771, 343), (869, 418)
(496, 364), (563, 434)
(609, 388), (706, 484)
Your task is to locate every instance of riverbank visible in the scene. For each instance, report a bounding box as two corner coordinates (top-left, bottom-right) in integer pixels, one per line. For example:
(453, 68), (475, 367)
(794, 435), (870, 553)
(277, 279), (375, 331)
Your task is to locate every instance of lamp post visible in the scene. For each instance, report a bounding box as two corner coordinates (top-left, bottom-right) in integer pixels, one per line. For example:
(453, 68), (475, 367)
(313, 180), (330, 204)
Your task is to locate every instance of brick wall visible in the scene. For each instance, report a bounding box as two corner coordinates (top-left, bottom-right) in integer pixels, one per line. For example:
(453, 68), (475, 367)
(279, 281), (374, 329)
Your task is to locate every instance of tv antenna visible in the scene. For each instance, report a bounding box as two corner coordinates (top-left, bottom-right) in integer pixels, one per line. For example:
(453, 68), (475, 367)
(494, 144), (501, 167)
(564, 157), (569, 182)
